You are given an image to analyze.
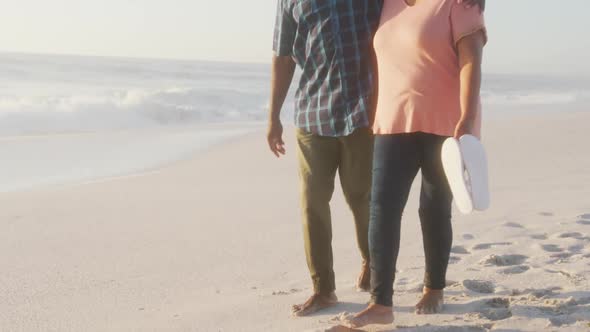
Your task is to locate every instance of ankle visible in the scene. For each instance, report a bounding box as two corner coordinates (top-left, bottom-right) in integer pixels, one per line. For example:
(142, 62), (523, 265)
(423, 287), (444, 294)
(317, 292), (337, 300)
(368, 303), (394, 312)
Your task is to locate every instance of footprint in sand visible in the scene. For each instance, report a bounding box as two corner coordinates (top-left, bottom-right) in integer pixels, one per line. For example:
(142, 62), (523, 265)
(451, 245), (470, 254)
(558, 232), (584, 239)
(577, 219), (590, 225)
(446, 280), (460, 287)
(486, 298), (511, 308)
(472, 242), (512, 250)
(462, 279), (495, 294)
(449, 256), (462, 264)
(537, 297), (579, 318)
(272, 288), (302, 296)
(545, 269), (586, 284)
(540, 244), (564, 253)
(530, 233), (548, 240)
(474, 298), (512, 321)
(511, 287), (558, 298)
(539, 212), (554, 217)
(396, 278), (409, 286)
(548, 315), (578, 327)
(568, 244), (584, 252)
(578, 213), (590, 219)
(550, 252), (574, 259)
(503, 222), (524, 228)
(328, 312), (354, 324)
(462, 234), (475, 240)
(481, 254), (528, 266)
(499, 265), (530, 275)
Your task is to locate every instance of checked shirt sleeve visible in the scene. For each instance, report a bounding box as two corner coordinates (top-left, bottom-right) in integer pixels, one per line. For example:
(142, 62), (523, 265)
(272, 0), (297, 56)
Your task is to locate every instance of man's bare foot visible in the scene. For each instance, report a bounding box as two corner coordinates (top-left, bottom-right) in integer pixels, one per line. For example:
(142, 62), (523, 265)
(347, 303), (394, 328)
(291, 292), (338, 317)
(356, 261), (370, 292)
(415, 287), (444, 314)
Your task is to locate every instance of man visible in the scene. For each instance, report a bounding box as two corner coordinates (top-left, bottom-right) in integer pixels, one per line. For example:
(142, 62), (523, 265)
(267, 0), (485, 317)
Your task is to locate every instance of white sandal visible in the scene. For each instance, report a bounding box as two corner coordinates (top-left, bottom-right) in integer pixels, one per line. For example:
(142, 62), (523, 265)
(441, 135), (490, 214)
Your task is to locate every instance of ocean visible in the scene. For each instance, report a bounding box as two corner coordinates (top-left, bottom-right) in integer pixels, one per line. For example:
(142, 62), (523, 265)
(0, 52), (588, 192)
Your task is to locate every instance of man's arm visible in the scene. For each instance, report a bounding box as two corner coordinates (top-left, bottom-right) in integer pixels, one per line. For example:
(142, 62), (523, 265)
(267, 55), (296, 157)
(454, 30), (485, 138)
(458, 0), (485, 11)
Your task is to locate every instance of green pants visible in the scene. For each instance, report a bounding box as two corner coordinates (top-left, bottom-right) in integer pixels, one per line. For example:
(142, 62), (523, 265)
(296, 128), (373, 295)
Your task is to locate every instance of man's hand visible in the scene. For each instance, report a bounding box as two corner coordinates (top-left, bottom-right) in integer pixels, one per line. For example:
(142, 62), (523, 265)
(267, 120), (286, 157)
(267, 55), (296, 158)
(458, 0), (485, 11)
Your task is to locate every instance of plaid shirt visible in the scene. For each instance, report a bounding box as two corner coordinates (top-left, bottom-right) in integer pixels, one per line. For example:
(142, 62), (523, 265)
(273, 0), (383, 137)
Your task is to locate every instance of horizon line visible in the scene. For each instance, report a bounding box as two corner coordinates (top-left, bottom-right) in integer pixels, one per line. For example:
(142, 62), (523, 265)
(0, 49), (271, 66)
(1, 50), (589, 79)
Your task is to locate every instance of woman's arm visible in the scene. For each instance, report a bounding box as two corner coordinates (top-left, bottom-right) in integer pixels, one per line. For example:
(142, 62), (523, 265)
(369, 47), (379, 126)
(454, 31), (485, 138)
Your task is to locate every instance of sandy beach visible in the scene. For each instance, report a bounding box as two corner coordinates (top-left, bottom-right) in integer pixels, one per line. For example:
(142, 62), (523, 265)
(1, 111), (590, 331)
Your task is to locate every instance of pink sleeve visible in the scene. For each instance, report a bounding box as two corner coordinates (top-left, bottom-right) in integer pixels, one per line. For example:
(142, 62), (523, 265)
(450, 3), (487, 46)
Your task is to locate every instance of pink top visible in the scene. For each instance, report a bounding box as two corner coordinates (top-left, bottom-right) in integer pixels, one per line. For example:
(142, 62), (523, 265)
(373, 0), (487, 137)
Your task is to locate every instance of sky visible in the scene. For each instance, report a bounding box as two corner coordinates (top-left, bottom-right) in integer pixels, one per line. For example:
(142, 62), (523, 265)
(1, 0), (589, 75)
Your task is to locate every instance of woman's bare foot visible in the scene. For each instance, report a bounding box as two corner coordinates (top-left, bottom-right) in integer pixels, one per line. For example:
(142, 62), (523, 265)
(415, 287), (444, 314)
(291, 292), (338, 317)
(356, 261), (370, 292)
(347, 303), (394, 328)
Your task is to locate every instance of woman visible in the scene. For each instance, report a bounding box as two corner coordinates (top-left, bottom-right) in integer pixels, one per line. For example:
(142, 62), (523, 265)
(350, 0), (487, 327)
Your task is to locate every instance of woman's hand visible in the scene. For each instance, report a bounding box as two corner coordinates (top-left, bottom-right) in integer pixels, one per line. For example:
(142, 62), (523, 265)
(454, 116), (476, 138)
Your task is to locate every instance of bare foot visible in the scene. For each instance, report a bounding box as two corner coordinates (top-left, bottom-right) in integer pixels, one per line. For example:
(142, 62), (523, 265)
(291, 292), (338, 317)
(415, 287), (444, 314)
(347, 303), (394, 328)
(356, 261), (370, 292)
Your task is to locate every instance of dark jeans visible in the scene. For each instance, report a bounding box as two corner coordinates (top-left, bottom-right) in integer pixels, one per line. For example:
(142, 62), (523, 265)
(369, 132), (453, 307)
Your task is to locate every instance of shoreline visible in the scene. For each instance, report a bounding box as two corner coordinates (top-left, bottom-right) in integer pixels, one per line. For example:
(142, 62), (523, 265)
(0, 122), (263, 194)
